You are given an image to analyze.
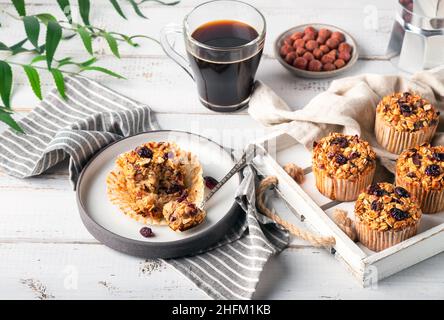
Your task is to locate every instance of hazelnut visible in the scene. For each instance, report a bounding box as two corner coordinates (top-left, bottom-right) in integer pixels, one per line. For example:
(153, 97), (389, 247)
(308, 59), (322, 72)
(280, 45), (293, 57)
(338, 51), (351, 62)
(293, 57), (308, 70)
(285, 52), (297, 64)
(283, 36), (294, 47)
(331, 31), (345, 42)
(338, 42), (352, 53)
(323, 63), (336, 71)
(290, 31), (304, 41)
(321, 53), (335, 64)
(293, 38), (306, 48)
(316, 36), (327, 45)
(318, 28), (332, 39)
(334, 59), (346, 69)
(328, 49), (338, 58)
(295, 46), (307, 57)
(303, 51), (314, 61)
(303, 33), (316, 41)
(304, 26), (317, 37)
(326, 38), (339, 49)
(305, 40), (319, 51)
(313, 48), (323, 59)
(319, 45), (330, 53)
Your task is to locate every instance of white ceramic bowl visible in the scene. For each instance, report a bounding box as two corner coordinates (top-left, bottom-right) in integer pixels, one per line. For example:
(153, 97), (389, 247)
(274, 23), (359, 79)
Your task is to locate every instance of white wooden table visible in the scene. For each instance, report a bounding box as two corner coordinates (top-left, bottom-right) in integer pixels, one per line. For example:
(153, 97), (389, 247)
(1, 0), (444, 300)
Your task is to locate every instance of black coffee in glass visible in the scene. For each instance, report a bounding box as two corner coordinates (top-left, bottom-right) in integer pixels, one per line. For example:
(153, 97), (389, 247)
(187, 20), (263, 112)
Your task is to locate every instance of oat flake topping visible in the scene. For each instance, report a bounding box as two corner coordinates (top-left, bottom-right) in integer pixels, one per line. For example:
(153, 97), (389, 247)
(376, 92), (439, 132)
(396, 143), (444, 190)
(355, 182), (422, 231)
(312, 133), (376, 180)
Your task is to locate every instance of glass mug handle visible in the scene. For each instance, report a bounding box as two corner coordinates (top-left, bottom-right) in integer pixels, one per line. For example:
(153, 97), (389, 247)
(160, 24), (194, 81)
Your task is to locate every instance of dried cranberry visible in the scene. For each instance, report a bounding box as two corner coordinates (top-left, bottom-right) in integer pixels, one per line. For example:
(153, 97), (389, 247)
(411, 153), (422, 166)
(371, 200), (382, 211)
(407, 172), (416, 178)
(335, 154), (348, 165)
(402, 92), (411, 98)
(349, 152), (360, 160)
(391, 198), (403, 204)
(367, 183), (387, 196)
(389, 208), (409, 221)
(433, 153), (444, 162)
(437, 111), (441, 116)
(394, 186), (410, 198)
(312, 141), (318, 148)
(204, 176), (218, 190)
(140, 227), (154, 238)
(327, 152), (335, 159)
(399, 103), (412, 116)
(425, 164), (441, 176)
(330, 137), (349, 148)
(137, 147), (153, 158)
(177, 190), (188, 203)
(163, 151), (174, 160)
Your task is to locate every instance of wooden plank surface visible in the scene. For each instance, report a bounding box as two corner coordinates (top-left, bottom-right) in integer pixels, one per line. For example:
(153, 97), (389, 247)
(1, 0), (444, 300)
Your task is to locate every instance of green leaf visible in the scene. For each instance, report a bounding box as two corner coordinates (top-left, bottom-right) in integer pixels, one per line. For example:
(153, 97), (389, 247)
(57, 57), (74, 67)
(50, 69), (66, 99)
(77, 25), (93, 55)
(103, 32), (120, 58)
(128, 0), (148, 19)
(11, 0), (26, 16)
(31, 55), (46, 64)
(22, 65), (42, 100)
(36, 13), (57, 25)
(81, 66), (125, 79)
(23, 16), (40, 49)
(0, 61), (13, 109)
(9, 38), (28, 54)
(57, 0), (72, 24)
(78, 0), (91, 27)
(0, 42), (9, 51)
(109, 0), (127, 19)
(79, 57), (97, 67)
(0, 108), (24, 133)
(45, 21), (62, 70)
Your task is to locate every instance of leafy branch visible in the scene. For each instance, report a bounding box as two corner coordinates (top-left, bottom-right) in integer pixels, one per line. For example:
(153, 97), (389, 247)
(0, 0), (179, 132)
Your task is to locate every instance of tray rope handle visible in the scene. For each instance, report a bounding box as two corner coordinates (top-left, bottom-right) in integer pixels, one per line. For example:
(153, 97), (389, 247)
(256, 176), (336, 248)
(256, 163), (358, 248)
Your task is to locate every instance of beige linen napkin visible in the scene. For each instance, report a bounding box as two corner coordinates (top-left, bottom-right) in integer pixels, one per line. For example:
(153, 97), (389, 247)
(249, 66), (444, 173)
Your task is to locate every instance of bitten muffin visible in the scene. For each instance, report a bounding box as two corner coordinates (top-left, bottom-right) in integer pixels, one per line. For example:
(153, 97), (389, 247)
(375, 92), (439, 154)
(312, 133), (376, 201)
(355, 182), (422, 251)
(396, 143), (444, 213)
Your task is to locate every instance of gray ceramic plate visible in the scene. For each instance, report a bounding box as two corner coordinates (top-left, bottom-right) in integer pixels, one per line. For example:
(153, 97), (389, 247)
(76, 130), (241, 258)
(274, 23), (359, 79)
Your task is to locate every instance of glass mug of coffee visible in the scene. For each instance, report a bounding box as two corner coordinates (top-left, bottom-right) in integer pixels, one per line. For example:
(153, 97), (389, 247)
(160, 0), (266, 112)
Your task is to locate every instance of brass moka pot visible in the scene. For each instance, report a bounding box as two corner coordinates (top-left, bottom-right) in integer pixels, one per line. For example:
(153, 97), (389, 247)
(387, 0), (444, 73)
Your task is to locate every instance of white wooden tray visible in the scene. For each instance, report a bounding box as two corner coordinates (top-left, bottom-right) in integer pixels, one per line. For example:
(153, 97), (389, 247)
(251, 130), (444, 287)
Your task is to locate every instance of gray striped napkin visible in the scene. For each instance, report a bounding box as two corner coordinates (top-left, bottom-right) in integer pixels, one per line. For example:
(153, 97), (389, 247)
(0, 76), (289, 299)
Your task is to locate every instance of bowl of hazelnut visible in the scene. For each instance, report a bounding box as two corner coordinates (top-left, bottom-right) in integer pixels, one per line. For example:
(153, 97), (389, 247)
(275, 24), (358, 79)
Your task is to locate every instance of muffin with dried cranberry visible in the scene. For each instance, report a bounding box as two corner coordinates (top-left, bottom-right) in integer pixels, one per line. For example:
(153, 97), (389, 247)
(375, 92), (439, 154)
(312, 133), (376, 201)
(396, 143), (444, 213)
(355, 182), (421, 251)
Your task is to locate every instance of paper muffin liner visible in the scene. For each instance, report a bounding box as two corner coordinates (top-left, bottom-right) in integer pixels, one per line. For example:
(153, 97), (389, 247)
(355, 219), (419, 252)
(106, 148), (205, 226)
(395, 175), (444, 213)
(313, 166), (375, 201)
(374, 113), (437, 155)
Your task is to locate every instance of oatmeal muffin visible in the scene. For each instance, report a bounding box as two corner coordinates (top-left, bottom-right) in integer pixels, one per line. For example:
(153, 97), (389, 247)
(163, 198), (206, 232)
(107, 141), (205, 231)
(396, 143), (444, 213)
(375, 92), (439, 154)
(355, 182), (422, 251)
(312, 133), (376, 201)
